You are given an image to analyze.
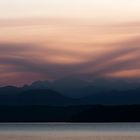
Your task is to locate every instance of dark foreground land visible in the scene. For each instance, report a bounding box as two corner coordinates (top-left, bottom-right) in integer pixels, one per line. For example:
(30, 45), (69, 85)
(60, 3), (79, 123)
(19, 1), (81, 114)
(1, 105), (140, 122)
(1, 81), (140, 122)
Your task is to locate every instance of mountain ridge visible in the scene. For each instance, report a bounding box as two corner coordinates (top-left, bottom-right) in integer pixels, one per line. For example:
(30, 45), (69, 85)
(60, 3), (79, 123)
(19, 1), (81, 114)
(0, 78), (140, 106)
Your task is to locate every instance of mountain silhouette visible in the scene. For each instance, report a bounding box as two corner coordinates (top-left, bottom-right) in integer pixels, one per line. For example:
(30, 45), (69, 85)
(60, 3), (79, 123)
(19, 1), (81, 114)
(0, 78), (140, 122)
(0, 86), (81, 106)
(0, 78), (140, 106)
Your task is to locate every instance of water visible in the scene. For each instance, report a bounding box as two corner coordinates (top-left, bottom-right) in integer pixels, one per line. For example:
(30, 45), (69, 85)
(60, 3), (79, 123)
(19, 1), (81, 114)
(0, 123), (140, 140)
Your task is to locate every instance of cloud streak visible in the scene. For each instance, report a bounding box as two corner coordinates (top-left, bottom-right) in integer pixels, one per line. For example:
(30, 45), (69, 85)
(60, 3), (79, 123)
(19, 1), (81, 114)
(0, 36), (140, 86)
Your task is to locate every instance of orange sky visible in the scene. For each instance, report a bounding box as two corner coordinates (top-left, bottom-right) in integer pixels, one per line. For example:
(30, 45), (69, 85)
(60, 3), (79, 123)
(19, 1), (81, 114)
(0, 0), (140, 86)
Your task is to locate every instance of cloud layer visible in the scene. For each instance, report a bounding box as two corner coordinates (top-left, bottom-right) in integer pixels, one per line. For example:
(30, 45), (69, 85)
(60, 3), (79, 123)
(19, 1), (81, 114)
(0, 16), (140, 85)
(0, 36), (140, 86)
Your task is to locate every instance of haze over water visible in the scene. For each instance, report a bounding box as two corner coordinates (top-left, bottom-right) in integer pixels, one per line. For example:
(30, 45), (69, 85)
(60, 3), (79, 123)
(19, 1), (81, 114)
(0, 123), (140, 140)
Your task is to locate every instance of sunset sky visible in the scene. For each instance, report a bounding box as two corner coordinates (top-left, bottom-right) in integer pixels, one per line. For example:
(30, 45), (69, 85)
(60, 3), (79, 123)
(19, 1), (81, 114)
(0, 0), (140, 86)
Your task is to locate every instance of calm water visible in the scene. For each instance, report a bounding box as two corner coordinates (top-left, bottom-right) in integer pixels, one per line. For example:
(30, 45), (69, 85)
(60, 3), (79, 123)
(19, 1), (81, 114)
(0, 123), (140, 140)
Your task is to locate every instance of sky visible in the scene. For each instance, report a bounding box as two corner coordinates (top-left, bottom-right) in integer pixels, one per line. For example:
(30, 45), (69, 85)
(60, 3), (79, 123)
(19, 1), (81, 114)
(0, 0), (140, 86)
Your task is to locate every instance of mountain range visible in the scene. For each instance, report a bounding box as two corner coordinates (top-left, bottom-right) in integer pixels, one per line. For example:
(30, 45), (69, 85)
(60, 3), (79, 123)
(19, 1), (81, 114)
(0, 77), (140, 106)
(1, 77), (140, 122)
